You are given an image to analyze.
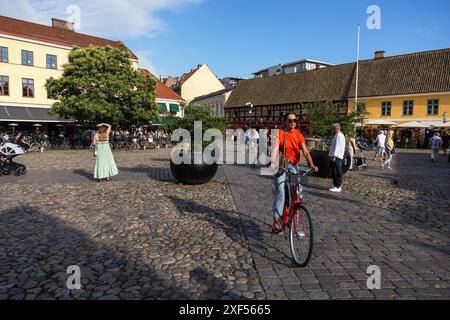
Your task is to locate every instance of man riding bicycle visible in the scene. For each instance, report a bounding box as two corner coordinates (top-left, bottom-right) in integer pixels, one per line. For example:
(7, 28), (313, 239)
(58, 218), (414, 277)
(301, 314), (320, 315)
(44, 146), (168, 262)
(270, 113), (318, 234)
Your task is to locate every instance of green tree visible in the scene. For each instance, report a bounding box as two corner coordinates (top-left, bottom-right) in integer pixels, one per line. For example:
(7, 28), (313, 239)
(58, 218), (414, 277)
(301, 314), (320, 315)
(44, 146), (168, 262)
(305, 100), (369, 140)
(163, 104), (228, 151)
(46, 45), (158, 127)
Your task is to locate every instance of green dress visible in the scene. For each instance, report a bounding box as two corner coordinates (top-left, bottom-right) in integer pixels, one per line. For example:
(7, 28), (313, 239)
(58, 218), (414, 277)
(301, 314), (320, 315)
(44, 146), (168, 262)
(94, 134), (118, 179)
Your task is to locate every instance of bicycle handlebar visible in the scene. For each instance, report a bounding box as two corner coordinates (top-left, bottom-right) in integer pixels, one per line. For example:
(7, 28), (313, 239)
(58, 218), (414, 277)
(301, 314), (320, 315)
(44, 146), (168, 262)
(278, 167), (314, 177)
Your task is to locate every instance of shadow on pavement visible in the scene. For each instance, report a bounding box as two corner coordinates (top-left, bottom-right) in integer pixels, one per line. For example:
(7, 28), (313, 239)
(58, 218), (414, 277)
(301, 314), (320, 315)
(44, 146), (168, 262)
(0, 205), (238, 300)
(168, 195), (295, 268)
(72, 169), (97, 182)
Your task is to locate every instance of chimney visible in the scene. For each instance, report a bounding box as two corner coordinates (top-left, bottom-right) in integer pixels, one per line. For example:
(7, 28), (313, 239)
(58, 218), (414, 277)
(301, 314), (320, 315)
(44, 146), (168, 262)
(52, 18), (75, 31)
(374, 51), (385, 59)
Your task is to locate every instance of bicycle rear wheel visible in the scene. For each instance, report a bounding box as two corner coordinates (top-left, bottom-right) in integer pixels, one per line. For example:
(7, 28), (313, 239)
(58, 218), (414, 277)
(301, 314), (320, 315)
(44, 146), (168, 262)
(289, 205), (313, 267)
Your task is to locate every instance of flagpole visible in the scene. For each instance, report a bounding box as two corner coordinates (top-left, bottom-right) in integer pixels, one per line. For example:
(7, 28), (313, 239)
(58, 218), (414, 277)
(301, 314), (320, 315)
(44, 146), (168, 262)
(355, 24), (363, 134)
(355, 24), (360, 110)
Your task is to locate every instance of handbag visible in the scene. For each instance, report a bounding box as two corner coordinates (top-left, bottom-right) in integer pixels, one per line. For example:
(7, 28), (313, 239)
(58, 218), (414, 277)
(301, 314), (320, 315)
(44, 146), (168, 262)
(275, 132), (288, 177)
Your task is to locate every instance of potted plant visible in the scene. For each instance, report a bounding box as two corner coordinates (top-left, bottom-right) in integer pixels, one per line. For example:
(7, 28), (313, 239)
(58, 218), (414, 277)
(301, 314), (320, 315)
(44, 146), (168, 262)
(305, 101), (366, 178)
(163, 104), (228, 185)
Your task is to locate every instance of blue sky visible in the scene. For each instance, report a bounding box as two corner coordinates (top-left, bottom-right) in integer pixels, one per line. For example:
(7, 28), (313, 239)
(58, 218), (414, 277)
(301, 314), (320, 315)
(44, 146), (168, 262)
(2, 0), (450, 79)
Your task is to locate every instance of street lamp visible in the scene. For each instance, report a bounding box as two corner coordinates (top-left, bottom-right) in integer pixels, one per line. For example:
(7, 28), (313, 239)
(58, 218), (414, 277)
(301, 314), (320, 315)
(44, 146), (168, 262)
(246, 102), (253, 129)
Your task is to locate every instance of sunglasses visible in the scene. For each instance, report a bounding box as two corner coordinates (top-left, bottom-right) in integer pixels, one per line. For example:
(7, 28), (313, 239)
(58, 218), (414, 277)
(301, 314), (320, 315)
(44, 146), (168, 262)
(287, 119), (297, 123)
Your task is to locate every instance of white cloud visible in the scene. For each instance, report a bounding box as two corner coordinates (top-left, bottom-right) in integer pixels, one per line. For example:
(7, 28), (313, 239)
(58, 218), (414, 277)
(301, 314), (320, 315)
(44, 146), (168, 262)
(135, 49), (158, 75)
(0, 0), (202, 39)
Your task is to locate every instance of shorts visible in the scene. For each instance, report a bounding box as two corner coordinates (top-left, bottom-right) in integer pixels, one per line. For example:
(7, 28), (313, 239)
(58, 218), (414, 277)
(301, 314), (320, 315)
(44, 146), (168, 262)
(377, 147), (385, 154)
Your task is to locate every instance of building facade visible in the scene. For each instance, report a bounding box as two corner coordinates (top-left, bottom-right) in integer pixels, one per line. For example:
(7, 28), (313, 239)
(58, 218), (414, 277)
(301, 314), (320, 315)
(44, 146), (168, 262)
(171, 64), (225, 103)
(252, 59), (333, 79)
(226, 49), (450, 143)
(346, 49), (450, 146)
(140, 69), (184, 120)
(0, 15), (138, 133)
(191, 87), (234, 117)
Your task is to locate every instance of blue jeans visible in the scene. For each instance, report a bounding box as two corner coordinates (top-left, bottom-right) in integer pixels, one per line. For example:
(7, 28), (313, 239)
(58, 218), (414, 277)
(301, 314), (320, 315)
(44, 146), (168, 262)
(273, 163), (299, 218)
(384, 148), (393, 167)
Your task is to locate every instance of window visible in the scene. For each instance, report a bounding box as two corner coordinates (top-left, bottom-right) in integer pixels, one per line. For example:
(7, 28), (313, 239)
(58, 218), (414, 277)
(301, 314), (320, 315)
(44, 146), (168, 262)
(21, 50), (33, 66)
(22, 78), (34, 97)
(0, 76), (9, 96)
(403, 100), (414, 116)
(427, 99), (439, 115)
(381, 101), (391, 116)
(0, 47), (8, 63)
(46, 54), (57, 69)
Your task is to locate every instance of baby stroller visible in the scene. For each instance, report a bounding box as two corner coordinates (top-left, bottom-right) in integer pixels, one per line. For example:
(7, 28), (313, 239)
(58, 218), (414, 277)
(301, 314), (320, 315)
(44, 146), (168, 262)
(352, 149), (368, 171)
(0, 142), (27, 176)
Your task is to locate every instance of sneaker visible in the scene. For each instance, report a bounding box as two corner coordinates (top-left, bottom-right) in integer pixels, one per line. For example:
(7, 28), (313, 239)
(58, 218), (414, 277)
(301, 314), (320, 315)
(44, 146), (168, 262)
(297, 230), (306, 238)
(329, 187), (342, 193)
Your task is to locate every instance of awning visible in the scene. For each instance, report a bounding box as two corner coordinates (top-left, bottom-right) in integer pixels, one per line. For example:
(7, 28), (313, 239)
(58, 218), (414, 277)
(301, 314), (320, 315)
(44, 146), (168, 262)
(396, 121), (431, 129)
(148, 119), (162, 126)
(364, 119), (398, 126)
(169, 103), (180, 113)
(157, 102), (167, 112)
(0, 105), (73, 123)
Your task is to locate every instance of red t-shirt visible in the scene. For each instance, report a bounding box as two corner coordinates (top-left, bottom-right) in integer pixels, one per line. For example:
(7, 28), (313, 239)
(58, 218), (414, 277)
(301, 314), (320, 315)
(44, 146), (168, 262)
(276, 129), (305, 165)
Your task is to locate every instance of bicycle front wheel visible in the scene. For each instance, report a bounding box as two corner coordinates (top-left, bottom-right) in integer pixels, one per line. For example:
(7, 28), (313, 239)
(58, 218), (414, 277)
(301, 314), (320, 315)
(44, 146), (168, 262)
(289, 205), (313, 267)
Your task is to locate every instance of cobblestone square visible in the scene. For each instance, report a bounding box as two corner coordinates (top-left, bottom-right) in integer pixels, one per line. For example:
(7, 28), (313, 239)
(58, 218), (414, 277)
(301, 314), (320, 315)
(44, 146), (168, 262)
(0, 149), (448, 300)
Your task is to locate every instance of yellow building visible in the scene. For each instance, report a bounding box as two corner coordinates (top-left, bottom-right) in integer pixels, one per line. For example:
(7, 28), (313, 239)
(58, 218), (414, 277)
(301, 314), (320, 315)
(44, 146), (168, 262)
(347, 50), (450, 147)
(171, 64), (225, 103)
(226, 48), (450, 148)
(0, 15), (138, 134)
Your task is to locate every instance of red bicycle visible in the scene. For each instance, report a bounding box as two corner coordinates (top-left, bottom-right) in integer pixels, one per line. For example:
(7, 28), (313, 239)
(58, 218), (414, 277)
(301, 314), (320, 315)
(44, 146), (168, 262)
(279, 167), (314, 267)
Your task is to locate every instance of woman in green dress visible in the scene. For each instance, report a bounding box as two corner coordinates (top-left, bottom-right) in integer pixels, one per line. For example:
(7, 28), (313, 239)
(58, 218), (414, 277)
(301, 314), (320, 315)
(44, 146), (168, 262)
(92, 123), (118, 181)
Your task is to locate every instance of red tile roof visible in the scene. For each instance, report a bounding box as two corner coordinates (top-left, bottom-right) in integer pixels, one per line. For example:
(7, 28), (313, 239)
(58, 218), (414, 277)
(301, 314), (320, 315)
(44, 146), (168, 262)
(140, 69), (183, 101)
(0, 15), (138, 60)
(176, 65), (201, 87)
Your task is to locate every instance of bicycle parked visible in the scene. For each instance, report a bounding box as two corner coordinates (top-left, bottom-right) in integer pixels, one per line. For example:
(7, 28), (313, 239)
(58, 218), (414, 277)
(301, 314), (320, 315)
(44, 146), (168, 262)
(356, 136), (371, 151)
(278, 167), (314, 267)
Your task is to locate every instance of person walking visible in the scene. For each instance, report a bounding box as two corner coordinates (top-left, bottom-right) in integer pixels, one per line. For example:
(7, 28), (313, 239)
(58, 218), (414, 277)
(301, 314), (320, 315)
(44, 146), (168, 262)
(329, 123), (346, 193)
(346, 133), (358, 171)
(429, 133), (442, 162)
(442, 132), (449, 157)
(373, 130), (386, 161)
(382, 130), (395, 170)
(92, 123), (118, 181)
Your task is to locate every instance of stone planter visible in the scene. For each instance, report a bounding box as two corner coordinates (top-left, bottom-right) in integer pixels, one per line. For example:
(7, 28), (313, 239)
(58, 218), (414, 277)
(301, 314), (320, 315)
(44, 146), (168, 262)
(169, 151), (218, 185)
(310, 149), (351, 178)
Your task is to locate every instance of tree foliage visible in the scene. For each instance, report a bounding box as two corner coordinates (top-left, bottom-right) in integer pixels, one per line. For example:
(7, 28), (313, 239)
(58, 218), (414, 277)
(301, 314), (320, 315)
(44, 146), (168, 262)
(163, 104), (228, 150)
(305, 100), (368, 139)
(46, 45), (158, 127)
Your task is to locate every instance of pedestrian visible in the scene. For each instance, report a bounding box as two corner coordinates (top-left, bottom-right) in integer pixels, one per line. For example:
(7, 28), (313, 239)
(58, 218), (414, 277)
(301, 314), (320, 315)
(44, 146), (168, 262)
(328, 123), (346, 193)
(429, 133), (442, 162)
(382, 130), (395, 170)
(442, 132), (449, 156)
(92, 123), (118, 182)
(373, 130), (386, 161)
(346, 133), (358, 171)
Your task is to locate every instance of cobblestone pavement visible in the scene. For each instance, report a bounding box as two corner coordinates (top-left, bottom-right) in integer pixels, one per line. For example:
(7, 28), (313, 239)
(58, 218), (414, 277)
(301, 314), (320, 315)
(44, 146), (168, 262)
(0, 150), (264, 300)
(223, 150), (449, 300)
(0, 149), (448, 300)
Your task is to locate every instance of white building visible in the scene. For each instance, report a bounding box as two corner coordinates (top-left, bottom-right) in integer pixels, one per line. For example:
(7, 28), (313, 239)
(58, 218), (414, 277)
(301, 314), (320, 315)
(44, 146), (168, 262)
(191, 87), (234, 117)
(252, 59), (333, 78)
